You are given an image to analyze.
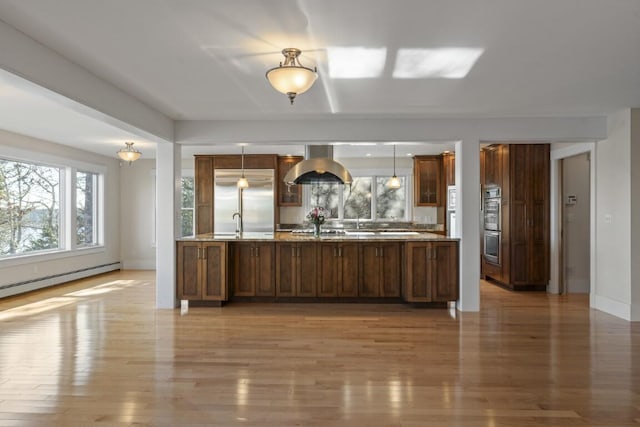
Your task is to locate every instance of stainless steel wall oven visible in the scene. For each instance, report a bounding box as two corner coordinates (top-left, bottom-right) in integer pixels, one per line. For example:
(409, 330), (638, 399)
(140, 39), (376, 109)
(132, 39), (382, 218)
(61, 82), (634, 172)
(483, 186), (501, 264)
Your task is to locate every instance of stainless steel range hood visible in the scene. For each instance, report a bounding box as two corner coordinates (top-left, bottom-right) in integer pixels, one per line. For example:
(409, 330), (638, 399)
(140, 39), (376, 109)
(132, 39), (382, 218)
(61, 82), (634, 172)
(283, 145), (353, 185)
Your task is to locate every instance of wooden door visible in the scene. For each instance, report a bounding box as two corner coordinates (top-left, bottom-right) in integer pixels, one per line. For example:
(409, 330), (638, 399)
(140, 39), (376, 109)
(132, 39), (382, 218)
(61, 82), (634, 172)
(431, 242), (459, 302)
(296, 243), (317, 297)
(380, 243), (401, 297)
(276, 242), (296, 296)
(201, 242), (227, 300)
(405, 242), (430, 302)
(176, 241), (201, 300)
(318, 244), (338, 296)
(234, 243), (255, 296)
(254, 242), (275, 296)
(360, 243), (380, 297)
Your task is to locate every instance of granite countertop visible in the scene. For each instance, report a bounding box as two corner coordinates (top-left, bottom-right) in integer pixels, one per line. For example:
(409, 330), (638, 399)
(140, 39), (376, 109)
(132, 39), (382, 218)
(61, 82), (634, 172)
(179, 231), (458, 242)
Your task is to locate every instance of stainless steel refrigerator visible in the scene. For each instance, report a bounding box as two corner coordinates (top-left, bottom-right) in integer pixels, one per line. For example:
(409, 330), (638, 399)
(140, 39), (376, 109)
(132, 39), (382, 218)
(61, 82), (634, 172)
(213, 169), (275, 233)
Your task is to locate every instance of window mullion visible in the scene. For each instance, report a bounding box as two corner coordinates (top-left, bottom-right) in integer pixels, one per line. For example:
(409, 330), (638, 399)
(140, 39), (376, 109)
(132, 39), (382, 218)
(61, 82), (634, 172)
(66, 167), (76, 250)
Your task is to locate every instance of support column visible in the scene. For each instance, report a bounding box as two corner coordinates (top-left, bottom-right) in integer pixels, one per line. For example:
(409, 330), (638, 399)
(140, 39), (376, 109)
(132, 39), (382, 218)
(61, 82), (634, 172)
(156, 143), (181, 309)
(455, 139), (481, 311)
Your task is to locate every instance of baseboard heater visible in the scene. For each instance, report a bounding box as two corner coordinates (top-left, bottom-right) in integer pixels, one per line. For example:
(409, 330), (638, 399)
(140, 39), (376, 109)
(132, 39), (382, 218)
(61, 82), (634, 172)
(0, 262), (121, 298)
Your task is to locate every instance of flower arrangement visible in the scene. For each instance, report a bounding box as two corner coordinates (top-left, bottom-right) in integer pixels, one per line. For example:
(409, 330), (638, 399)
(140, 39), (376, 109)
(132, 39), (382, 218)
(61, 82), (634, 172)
(307, 207), (326, 225)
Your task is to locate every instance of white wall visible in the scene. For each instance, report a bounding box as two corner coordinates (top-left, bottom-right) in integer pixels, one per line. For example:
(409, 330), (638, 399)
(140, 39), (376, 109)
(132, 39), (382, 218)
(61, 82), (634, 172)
(595, 110), (632, 318)
(631, 109), (640, 320)
(120, 159), (156, 269)
(562, 153), (590, 293)
(0, 129), (121, 296)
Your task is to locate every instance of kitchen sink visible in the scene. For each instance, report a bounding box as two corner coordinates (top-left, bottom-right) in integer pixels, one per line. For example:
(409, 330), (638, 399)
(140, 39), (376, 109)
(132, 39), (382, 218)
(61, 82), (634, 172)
(344, 231), (375, 236)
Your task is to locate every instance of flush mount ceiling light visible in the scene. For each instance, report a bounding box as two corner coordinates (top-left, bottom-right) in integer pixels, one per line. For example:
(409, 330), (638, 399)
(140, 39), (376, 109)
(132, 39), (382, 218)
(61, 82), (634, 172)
(389, 144), (401, 189)
(237, 146), (249, 189)
(117, 142), (141, 165)
(266, 48), (318, 105)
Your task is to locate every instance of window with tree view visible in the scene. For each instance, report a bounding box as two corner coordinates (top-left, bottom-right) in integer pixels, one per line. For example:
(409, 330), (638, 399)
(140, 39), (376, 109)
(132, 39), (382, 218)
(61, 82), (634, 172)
(0, 159), (61, 256)
(308, 175), (407, 222)
(181, 176), (194, 237)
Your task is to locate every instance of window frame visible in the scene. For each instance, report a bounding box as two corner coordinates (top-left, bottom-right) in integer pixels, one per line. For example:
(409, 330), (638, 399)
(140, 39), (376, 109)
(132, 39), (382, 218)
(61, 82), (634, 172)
(304, 167), (412, 224)
(0, 146), (106, 266)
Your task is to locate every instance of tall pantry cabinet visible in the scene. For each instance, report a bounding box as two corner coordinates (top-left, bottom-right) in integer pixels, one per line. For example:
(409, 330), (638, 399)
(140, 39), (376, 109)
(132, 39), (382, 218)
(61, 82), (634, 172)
(482, 144), (550, 290)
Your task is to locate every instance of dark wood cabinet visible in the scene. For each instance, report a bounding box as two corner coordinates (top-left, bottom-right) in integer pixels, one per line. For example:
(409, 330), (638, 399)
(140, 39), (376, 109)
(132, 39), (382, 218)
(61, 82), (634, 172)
(233, 242), (275, 296)
(277, 156), (303, 206)
(508, 144), (550, 289)
(414, 155), (442, 206)
(194, 156), (213, 235)
(176, 241), (227, 301)
(275, 242), (317, 296)
(318, 242), (359, 297)
(405, 241), (458, 302)
(360, 242), (401, 297)
(481, 143), (549, 290)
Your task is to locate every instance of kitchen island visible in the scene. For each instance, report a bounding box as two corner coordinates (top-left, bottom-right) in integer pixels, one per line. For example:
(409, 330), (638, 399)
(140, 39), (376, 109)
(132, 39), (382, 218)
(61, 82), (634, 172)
(176, 231), (459, 307)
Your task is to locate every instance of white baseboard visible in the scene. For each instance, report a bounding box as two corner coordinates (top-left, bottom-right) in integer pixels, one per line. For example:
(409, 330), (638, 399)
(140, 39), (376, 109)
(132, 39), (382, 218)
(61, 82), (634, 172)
(121, 260), (156, 270)
(0, 262), (121, 299)
(593, 294), (631, 321)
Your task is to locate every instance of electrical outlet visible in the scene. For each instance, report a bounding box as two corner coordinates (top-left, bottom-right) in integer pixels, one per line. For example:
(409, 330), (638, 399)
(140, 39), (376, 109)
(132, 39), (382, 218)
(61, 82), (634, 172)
(604, 214), (612, 224)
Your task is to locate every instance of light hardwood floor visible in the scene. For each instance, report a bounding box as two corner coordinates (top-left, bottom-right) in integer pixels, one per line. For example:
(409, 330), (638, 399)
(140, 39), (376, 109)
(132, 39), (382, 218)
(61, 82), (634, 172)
(0, 270), (638, 426)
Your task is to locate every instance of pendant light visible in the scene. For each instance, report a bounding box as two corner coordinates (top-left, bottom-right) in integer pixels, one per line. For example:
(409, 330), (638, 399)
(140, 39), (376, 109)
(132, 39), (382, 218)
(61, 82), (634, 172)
(117, 142), (141, 164)
(266, 48), (318, 105)
(237, 146), (249, 189)
(389, 144), (401, 189)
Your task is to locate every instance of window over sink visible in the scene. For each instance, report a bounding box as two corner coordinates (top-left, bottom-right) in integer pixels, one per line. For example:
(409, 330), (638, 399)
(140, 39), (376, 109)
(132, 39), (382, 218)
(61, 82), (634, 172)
(306, 175), (408, 222)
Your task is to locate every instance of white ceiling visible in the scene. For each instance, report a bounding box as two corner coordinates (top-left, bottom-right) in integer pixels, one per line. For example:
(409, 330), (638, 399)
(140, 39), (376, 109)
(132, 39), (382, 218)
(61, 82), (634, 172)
(0, 0), (639, 158)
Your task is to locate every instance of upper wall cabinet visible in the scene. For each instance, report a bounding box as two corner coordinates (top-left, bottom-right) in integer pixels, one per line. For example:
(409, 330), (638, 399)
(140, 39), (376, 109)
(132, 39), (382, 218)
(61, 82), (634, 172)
(414, 155), (442, 206)
(277, 156), (303, 206)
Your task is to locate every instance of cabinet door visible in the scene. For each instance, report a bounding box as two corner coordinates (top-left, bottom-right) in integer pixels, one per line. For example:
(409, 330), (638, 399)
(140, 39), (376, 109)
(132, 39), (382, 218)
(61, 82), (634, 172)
(414, 156), (441, 206)
(195, 157), (213, 234)
(338, 243), (359, 297)
(177, 242), (201, 300)
(360, 244), (380, 297)
(234, 243), (255, 296)
(255, 242), (275, 296)
(405, 242), (430, 302)
(296, 243), (317, 297)
(277, 156), (303, 206)
(431, 242), (458, 302)
(202, 242), (227, 300)
(509, 145), (529, 284)
(380, 243), (401, 297)
(318, 244), (338, 296)
(276, 242), (296, 296)
(528, 144), (550, 284)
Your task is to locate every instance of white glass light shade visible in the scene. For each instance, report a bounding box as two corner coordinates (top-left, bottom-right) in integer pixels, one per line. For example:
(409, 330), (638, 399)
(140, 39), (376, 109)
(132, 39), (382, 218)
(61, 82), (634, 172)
(237, 176), (249, 189)
(266, 48), (318, 104)
(266, 66), (317, 96)
(117, 142), (141, 164)
(389, 175), (402, 189)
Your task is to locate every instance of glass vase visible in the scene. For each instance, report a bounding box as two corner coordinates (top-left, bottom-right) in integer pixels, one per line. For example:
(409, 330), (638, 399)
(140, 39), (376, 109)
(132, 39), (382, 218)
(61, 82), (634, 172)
(313, 223), (321, 237)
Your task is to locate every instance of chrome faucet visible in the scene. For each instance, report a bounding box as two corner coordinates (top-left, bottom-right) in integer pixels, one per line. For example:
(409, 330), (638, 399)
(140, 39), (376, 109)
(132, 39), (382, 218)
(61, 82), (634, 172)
(232, 211), (243, 235)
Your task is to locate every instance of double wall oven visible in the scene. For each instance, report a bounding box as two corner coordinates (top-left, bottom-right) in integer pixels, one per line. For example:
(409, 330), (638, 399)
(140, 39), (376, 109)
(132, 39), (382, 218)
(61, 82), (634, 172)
(483, 186), (501, 264)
